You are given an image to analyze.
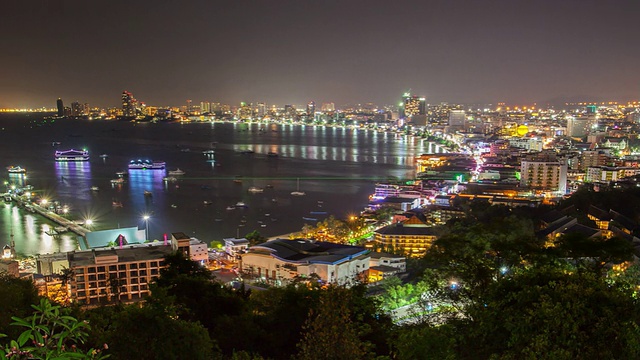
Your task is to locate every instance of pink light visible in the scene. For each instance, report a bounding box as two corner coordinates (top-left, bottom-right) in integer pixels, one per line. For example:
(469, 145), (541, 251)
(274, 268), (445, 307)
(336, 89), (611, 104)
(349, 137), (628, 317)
(118, 234), (123, 249)
(163, 233), (168, 246)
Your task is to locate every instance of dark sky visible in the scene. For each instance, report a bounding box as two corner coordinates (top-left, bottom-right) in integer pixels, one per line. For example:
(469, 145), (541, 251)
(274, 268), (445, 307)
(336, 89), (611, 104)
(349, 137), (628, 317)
(1, 0), (639, 108)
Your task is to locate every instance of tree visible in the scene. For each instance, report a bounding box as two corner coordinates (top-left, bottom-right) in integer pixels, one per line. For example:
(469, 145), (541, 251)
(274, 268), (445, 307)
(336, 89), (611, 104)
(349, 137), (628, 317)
(245, 230), (267, 247)
(459, 266), (640, 359)
(1, 298), (108, 360)
(0, 274), (40, 340)
(296, 286), (370, 360)
(104, 304), (215, 360)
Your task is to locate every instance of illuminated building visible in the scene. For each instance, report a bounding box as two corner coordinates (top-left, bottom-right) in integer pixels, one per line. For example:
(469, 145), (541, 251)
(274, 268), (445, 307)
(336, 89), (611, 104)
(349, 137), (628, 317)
(566, 115), (596, 138)
(401, 93), (426, 119)
(200, 102), (211, 114)
(374, 216), (438, 257)
(122, 91), (136, 117)
(520, 152), (568, 194)
(321, 102), (335, 112)
(447, 109), (466, 133)
(56, 98), (64, 117)
(307, 101), (315, 117)
(240, 239), (370, 286)
(256, 102), (266, 118)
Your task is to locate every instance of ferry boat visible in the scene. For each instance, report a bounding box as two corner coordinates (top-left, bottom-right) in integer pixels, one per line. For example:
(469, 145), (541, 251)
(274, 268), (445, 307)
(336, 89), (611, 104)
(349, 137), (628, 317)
(128, 159), (166, 170)
(7, 166), (26, 174)
(55, 149), (89, 162)
(168, 168), (185, 176)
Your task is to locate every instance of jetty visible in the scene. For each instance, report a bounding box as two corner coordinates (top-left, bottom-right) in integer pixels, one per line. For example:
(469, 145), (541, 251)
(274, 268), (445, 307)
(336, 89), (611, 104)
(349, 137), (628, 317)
(8, 194), (91, 237)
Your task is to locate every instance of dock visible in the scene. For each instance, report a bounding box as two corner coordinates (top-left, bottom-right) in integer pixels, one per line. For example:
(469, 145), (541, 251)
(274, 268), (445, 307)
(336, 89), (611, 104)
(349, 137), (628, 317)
(8, 194), (91, 237)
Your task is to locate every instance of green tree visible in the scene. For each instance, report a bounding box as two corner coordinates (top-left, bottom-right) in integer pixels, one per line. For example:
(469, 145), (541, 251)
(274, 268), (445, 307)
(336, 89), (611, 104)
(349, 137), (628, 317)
(296, 286), (370, 360)
(244, 230), (267, 246)
(104, 304), (215, 360)
(0, 274), (40, 340)
(1, 298), (108, 360)
(459, 267), (640, 359)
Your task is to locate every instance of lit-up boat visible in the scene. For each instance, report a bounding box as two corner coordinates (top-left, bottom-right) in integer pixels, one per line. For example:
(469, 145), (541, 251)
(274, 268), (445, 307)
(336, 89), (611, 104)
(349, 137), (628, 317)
(7, 166), (26, 174)
(55, 149), (89, 161)
(128, 159), (166, 170)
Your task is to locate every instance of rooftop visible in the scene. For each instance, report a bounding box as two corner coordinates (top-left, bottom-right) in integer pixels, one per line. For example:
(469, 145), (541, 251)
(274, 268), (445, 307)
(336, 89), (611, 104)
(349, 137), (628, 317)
(251, 239), (368, 265)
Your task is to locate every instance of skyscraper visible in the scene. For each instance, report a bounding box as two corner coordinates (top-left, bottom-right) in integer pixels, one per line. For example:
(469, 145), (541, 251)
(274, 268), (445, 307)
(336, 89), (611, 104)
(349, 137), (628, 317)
(56, 98), (64, 117)
(401, 93), (426, 118)
(307, 101), (316, 116)
(122, 91), (136, 117)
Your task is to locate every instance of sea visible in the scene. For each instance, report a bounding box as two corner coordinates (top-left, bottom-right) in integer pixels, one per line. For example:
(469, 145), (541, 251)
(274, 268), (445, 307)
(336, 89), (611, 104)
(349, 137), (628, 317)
(0, 113), (429, 257)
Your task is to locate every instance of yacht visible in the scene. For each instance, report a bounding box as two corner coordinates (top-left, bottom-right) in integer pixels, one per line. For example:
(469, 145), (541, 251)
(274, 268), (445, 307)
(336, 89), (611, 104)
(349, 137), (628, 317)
(202, 149), (216, 155)
(235, 201), (248, 207)
(90, 186), (99, 191)
(7, 166), (26, 174)
(99, 154), (108, 158)
(248, 187), (264, 193)
(55, 149), (89, 161)
(128, 159), (166, 170)
(110, 178), (125, 184)
(168, 168), (186, 176)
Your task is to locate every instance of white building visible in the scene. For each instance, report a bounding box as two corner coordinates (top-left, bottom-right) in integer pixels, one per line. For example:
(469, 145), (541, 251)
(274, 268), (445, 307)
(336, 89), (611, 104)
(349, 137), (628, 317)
(224, 238), (250, 257)
(520, 153), (568, 194)
(170, 232), (208, 264)
(240, 239), (370, 286)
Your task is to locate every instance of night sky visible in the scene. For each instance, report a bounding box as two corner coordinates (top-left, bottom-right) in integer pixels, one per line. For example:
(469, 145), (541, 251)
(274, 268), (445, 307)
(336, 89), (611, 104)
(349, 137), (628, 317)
(2, 0), (639, 108)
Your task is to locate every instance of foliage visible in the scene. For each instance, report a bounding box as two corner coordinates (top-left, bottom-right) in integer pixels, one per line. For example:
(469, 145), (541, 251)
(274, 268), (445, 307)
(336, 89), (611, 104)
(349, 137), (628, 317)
(296, 286), (371, 360)
(0, 274), (41, 340)
(244, 230), (267, 247)
(1, 298), (108, 360)
(458, 267), (640, 359)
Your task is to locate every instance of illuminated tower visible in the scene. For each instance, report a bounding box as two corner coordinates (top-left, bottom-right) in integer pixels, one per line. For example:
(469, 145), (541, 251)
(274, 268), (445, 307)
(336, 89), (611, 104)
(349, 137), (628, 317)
(401, 93), (426, 118)
(56, 98), (64, 117)
(307, 101), (316, 116)
(122, 91), (136, 117)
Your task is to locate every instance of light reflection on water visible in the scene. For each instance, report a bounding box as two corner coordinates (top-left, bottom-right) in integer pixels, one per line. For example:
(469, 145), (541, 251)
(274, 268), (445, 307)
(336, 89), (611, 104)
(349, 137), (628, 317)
(0, 116), (435, 257)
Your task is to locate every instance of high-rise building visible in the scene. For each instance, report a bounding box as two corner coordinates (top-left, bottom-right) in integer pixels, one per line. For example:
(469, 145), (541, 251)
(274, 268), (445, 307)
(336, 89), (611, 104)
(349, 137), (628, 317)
(122, 91), (136, 117)
(56, 98), (64, 117)
(321, 102), (335, 112)
(71, 101), (83, 117)
(200, 102), (211, 114)
(566, 115), (596, 138)
(401, 93), (426, 119)
(256, 102), (267, 118)
(520, 152), (568, 194)
(307, 101), (316, 116)
(447, 109), (466, 133)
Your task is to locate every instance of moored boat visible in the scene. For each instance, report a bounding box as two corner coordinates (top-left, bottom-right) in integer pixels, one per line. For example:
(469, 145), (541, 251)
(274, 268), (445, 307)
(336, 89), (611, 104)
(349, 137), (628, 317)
(248, 187), (264, 193)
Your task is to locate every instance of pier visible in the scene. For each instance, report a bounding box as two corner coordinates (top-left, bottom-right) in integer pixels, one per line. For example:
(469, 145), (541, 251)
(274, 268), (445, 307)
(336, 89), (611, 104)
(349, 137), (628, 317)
(7, 194), (91, 237)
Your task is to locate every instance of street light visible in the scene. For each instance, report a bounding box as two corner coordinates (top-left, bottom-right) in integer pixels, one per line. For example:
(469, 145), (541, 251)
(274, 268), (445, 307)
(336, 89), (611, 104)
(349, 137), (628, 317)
(143, 215), (150, 240)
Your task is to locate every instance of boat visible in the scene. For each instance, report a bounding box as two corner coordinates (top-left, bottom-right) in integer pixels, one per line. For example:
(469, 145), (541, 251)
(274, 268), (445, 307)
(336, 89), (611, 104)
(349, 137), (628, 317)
(168, 168), (185, 176)
(291, 178), (306, 196)
(248, 187), (264, 193)
(90, 186), (99, 191)
(203, 200), (213, 205)
(264, 213), (271, 217)
(128, 159), (166, 170)
(110, 178), (125, 184)
(261, 224), (267, 227)
(235, 202), (247, 207)
(267, 152), (279, 157)
(144, 190), (153, 197)
(214, 218), (223, 222)
(163, 176), (177, 182)
(202, 149), (216, 155)
(116, 171), (127, 176)
(226, 206), (236, 211)
(112, 201), (123, 208)
(7, 166), (26, 174)
(99, 154), (108, 158)
(302, 217), (318, 221)
(171, 204), (178, 208)
(55, 149), (89, 161)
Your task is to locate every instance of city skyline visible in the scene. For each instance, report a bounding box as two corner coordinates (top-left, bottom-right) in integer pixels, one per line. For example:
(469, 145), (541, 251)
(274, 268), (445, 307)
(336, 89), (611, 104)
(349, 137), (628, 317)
(1, 0), (639, 108)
